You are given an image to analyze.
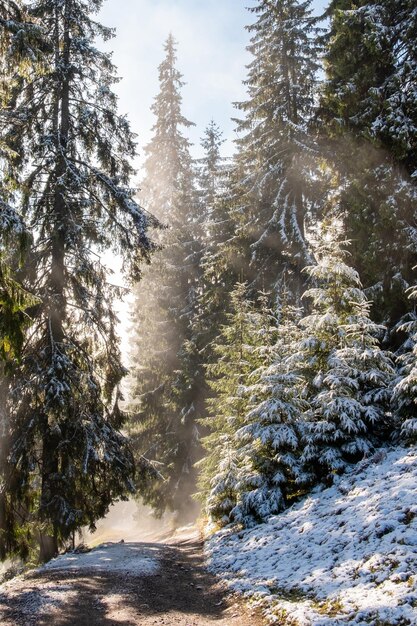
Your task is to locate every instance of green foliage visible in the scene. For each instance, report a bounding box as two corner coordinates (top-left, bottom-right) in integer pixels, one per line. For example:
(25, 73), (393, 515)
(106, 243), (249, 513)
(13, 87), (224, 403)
(1, 0), (154, 562)
(198, 282), (271, 525)
(0, 261), (36, 361)
(233, 293), (309, 524)
(2, 0), (416, 553)
(393, 282), (417, 442)
(128, 35), (201, 523)
(322, 0), (417, 177)
(228, 0), (320, 295)
(295, 221), (395, 480)
(319, 0), (417, 333)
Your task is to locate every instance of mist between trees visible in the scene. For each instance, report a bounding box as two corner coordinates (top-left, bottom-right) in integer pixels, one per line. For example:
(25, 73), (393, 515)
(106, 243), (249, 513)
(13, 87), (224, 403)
(1, 0), (417, 566)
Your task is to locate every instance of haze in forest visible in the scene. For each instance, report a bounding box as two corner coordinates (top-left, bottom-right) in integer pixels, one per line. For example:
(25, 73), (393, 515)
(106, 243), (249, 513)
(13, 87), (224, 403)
(1, 10), (416, 626)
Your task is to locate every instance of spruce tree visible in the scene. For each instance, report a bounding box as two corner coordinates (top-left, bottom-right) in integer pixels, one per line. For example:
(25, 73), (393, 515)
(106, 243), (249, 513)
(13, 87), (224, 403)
(1, 0), (155, 562)
(229, 0), (319, 296)
(233, 293), (308, 525)
(1, 0), (45, 361)
(198, 283), (268, 526)
(322, 0), (417, 178)
(198, 121), (226, 216)
(319, 0), (417, 334)
(0, 206), (40, 561)
(294, 221), (395, 482)
(128, 35), (202, 523)
(196, 121), (234, 368)
(1, 0), (46, 560)
(393, 282), (417, 443)
(0, 210), (35, 362)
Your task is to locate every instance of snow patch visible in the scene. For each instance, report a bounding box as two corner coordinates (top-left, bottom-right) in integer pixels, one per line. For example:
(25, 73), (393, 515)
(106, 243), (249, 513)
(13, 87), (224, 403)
(0, 582), (77, 624)
(42, 541), (160, 575)
(0, 542), (160, 624)
(206, 447), (417, 625)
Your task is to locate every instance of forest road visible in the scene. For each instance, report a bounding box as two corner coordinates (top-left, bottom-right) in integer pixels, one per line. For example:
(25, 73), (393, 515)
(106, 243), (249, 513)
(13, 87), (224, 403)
(0, 528), (266, 626)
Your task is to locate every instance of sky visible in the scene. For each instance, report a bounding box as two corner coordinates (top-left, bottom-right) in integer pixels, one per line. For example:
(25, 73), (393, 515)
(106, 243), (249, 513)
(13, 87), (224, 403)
(96, 0), (258, 359)
(97, 0), (256, 173)
(97, 0), (327, 177)
(96, 0), (328, 358)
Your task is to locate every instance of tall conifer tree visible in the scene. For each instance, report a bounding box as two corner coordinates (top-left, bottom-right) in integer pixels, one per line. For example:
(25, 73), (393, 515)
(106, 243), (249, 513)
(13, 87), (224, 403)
(319, 0), (417, 333)
(229, 0), (319, 297)
(129, 35), (202, 523)
(198, 283), (269, 526)
(1, 0), (155, 562)
(1, 0), (47, 560)
(294, 222), (395, 482)
(234, 294), (308, 525)
(393, 281), (417, 443)
(196, 121), (234, 369)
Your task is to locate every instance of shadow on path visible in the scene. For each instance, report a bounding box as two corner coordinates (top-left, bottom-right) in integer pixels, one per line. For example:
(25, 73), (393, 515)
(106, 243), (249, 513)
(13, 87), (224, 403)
(0, 536), (265, 625)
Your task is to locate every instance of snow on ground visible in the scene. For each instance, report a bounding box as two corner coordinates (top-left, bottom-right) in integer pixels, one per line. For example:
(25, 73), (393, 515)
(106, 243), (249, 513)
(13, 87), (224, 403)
(0, 582), (77, 621)
(0, 542), (160, 624)
(206, 446), (417, 625)
(41, 541), (159, 575)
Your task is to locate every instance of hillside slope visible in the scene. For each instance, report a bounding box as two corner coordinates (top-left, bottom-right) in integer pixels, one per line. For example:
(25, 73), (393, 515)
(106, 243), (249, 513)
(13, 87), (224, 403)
(206, 447), (417, 625)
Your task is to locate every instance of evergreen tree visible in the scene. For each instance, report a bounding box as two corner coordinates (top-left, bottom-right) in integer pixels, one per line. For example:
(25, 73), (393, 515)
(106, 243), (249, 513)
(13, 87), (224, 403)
(0, 210), (35, 362)
(322, 0), (417, 178)
(0, 206), (40, 562)
(319, 0), (417, 334)
(128, 35), (202, 523)
(196, 121), (234, 368)
(1, 0), (46, 361)
(294, 221), (395, 482)
(229, 0), (320, 296)
(198, 283), (268, 526)
(198, 121), (226, 215)
(232, 293), (308, 525)
(1, 0), (155, 562)
(1, 0), (46, 560)
(393, 281), (417, 443)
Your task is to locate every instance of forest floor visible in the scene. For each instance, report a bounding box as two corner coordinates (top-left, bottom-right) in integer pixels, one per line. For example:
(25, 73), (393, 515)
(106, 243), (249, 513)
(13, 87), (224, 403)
(0, 526), (265, 626)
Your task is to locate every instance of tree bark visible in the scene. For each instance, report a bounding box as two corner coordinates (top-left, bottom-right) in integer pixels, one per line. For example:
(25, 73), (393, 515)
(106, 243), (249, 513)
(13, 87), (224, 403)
(39, 0), (71, 561)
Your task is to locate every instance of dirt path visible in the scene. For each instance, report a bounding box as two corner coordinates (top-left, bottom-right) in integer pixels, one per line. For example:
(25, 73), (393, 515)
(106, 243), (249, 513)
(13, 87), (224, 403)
(0, 529), (265, 625)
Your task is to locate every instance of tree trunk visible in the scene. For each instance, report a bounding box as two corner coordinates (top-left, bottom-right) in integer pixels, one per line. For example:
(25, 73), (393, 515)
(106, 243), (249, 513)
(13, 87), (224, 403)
(39, 0), (71, 556)
(39, 532), (58, 564)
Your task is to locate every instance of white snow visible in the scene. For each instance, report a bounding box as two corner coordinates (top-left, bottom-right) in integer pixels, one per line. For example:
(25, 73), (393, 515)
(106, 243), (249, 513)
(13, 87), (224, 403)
(0, 542), (160, 624)
(0, 582), (77, 622)
(206, 447), (417, 625)
(41, 541), (159, 575)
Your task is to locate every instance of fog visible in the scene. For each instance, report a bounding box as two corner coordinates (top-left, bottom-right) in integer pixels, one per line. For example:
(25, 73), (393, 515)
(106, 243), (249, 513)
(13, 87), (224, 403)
(82, 500), (175, 547)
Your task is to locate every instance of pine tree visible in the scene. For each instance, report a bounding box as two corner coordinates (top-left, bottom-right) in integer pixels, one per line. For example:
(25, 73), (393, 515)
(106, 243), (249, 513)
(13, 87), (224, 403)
(198, 121), (226, 215)
(1, 0), (45, 362)
(128, 35), (202, 523)
(1, 0), (155, 562)
(232, 293), (308, 525)
(0, 206), (41, 561)
(319, 0), (417, 334)
(1, 0), (47, 561)
(294, 221), (395, 482)
(0, 211), (35, 362)
(198, 283), (268, 526)
(322, 0), (417, 178)
(375, 0), (417, 179)
(393, 281), (417, 443)
(0, 0), (46, 95)
(229, 0), (320, 296)
(196, 121), (234, 367)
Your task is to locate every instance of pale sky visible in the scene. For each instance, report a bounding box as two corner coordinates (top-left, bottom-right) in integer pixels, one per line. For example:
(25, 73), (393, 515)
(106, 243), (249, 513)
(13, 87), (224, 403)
(97, 0), (328, 176)
(97, 0), (257, 173)
(96, 0), (328, 359)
